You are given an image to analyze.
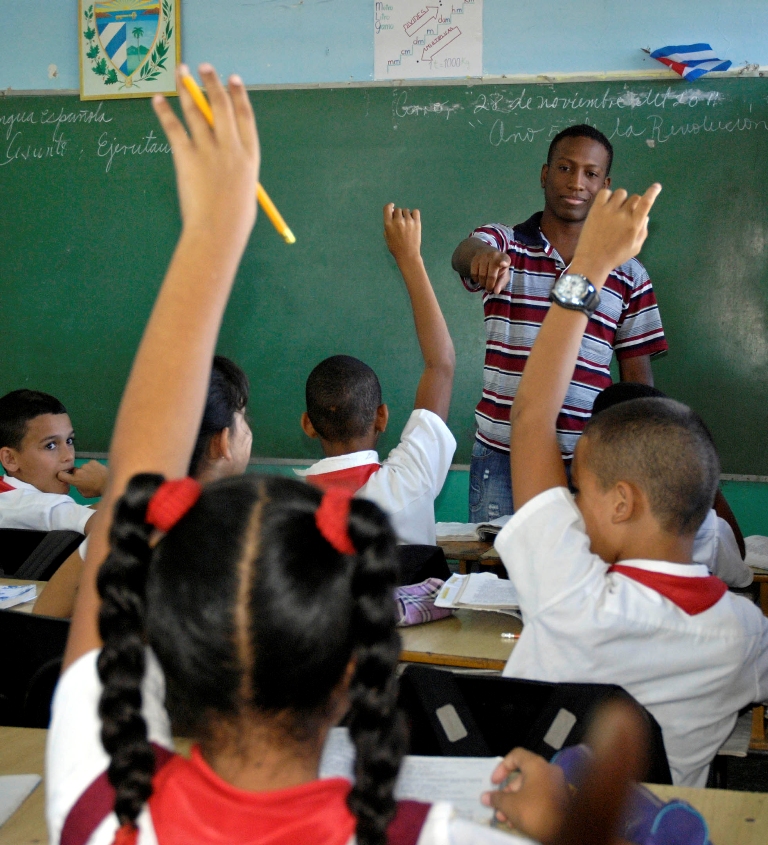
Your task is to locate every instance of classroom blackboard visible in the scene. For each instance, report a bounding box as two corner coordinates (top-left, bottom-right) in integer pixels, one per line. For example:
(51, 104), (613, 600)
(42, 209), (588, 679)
(1, 78), (768, 472)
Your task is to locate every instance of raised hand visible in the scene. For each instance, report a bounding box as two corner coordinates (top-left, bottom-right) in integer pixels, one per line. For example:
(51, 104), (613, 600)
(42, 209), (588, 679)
(383, 203), (422, 265)
(571, 184), (662, 288)
(152, 64), (261, 254)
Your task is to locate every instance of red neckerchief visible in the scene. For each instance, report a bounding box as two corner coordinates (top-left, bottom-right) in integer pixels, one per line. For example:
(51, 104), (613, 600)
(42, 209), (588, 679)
(0, 477), (15, 493)
(307, 462), (381, 494)
(608, 564), (728, 615)
(61, 744), (430, 845)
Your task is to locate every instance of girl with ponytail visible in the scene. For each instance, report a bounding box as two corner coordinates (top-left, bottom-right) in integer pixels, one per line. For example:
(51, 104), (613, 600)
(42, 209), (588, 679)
(45, 62), (629, 845)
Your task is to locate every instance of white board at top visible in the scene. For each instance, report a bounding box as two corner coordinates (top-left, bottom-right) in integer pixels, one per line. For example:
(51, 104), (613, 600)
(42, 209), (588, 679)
(374, 1), (483, 81)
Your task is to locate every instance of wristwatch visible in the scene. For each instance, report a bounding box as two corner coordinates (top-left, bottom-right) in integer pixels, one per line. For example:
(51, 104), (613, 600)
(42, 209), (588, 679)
(549, 273), (600, 318)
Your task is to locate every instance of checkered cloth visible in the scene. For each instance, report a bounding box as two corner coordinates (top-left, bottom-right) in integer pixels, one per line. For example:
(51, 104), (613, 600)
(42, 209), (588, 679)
(395, 578), (453, 627)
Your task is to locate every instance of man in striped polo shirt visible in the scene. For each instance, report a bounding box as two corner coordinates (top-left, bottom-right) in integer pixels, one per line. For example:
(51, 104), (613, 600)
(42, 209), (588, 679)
(452, 124), (667, 521)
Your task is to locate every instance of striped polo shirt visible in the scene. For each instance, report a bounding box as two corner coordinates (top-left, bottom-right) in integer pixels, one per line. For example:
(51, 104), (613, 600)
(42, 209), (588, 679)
(464, 212), (668, 459)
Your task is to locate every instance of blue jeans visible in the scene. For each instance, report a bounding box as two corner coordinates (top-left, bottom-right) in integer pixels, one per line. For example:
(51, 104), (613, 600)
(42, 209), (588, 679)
(468, 439), (573, 522)
(469, 440), (513, 522)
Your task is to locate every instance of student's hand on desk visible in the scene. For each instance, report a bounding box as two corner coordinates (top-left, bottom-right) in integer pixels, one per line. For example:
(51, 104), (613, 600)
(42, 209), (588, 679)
(482, 747), (569, 844)
(482, 701), (648, 845)
(152, 63), (261, 252)
(470, 247), (511, 294)
(570, 183), (662, 287)
(383, 203), (422, 265)
(58, 460), (108, 499)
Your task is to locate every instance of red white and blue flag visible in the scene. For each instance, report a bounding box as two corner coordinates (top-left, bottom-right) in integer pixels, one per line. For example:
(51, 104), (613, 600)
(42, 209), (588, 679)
(649, 44), (731, 81)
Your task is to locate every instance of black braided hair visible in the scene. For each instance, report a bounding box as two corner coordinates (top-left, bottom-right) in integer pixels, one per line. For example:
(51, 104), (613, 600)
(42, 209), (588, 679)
(344, 498), (407, 845)
(96, 473), (165, 829)
(99, 473), (403, 845)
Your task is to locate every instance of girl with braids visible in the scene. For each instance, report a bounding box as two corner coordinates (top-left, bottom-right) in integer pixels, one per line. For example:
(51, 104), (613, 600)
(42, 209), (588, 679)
(45, 62), (647, 845)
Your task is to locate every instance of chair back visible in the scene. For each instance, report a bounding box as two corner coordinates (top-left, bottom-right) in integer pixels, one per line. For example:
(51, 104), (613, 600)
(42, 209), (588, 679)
(0, 609), (70, 728)
(398, 665), (672, 784)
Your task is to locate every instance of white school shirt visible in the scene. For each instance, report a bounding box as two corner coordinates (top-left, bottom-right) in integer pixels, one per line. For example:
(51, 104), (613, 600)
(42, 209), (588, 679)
(494, 486), (768, 788)
(297, 409), (456, 546)
(0, 475), (92, 534)
(46, 650), (527, 845)
(692, 509), (753, 588)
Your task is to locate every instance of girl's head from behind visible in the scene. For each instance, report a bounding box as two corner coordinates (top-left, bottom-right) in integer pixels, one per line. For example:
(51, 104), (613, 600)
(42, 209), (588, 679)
(188, 356), (252, 482)
(96, 473), (405, 845)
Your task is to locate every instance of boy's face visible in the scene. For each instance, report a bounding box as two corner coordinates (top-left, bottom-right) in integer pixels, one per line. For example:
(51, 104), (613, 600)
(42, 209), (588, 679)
(571, 437), (620, 563)
(1, 413), (76, 494)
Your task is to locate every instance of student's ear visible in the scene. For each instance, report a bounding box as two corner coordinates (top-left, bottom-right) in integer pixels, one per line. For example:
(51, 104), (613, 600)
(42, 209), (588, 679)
(374, 404), (389, 434)
(604, 175), (612, 189)
(0, 446), (19, 474)
(301, 412), (319, 439)
(214, 428), (232, 462)
(611, 480), (637, 524)
(540, 163), (549, 189)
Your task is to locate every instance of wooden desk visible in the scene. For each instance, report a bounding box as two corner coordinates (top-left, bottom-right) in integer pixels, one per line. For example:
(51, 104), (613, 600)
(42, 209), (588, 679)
(0, 578), (44, 614)
(437, 540), (500, 575)
(0, 727), (45, 845)
(2, 726), (767, 845)
(648, 783), (768, 844)
(399, 610), (520, 672)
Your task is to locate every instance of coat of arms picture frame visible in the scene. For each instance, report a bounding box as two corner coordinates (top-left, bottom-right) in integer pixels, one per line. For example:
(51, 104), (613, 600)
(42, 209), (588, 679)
(79, 1), (181, 100)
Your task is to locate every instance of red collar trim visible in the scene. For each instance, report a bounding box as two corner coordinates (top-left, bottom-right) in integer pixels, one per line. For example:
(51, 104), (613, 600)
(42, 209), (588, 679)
(0, 477), (15, 493)
(61, 744), (429, 845)
(608, 564), (728, 615)
(306, 462), (381, 494)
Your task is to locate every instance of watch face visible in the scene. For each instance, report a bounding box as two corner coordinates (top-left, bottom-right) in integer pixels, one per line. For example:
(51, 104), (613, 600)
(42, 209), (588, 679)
(557, 274), (590, 303)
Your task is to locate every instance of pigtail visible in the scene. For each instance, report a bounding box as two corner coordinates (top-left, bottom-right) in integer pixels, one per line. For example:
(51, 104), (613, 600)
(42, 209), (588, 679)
(344, 498), (407, 845)
(96, 473), (165, 832)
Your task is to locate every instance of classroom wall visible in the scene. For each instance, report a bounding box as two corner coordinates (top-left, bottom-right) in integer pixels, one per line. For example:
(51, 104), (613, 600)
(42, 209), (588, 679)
(1, 0), (767, 91)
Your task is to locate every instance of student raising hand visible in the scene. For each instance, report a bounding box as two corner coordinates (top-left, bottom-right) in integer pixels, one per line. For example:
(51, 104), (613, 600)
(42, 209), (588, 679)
(569, 184), (661, 291)
(64, 65), (261, 670)
(382, 203), (455, 423)
(153, 63), (260, 257)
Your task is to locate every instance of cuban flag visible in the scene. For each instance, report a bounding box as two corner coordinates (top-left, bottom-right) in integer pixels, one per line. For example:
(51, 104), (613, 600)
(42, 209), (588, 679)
(649, 44), (731, 81)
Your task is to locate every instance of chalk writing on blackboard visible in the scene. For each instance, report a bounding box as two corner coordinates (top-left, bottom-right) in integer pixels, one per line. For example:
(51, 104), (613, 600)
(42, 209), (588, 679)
(392, 86), (768, 149)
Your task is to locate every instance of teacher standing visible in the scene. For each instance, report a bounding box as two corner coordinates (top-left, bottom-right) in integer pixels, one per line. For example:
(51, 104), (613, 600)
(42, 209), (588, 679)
(452, 124), (668, 521)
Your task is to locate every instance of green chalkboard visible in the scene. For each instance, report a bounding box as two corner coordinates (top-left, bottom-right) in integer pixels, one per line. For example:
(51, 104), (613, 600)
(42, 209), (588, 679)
(1, 78), (768, 472)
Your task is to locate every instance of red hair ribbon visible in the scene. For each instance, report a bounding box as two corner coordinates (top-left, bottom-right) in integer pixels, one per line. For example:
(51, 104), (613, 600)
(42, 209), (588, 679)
(112, 823), (138, 845)
(315, 487), (356, 555)
(145, 477), (202, 532)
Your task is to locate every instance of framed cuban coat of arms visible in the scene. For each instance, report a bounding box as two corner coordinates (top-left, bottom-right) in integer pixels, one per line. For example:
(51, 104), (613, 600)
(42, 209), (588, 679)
(79, 1), (181, 100)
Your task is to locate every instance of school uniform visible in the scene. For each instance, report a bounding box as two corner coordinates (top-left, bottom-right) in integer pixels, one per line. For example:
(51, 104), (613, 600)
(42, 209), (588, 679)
(46, 650), (528, 845)
(0, 475), (92, 533)
(693, 509), (752, 588)
(495, 486), (768, 787)
(296, 409), (456, 545)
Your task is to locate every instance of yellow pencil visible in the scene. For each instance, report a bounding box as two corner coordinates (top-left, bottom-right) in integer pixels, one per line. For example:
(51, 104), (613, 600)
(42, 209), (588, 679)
(180, 72), (296, 245)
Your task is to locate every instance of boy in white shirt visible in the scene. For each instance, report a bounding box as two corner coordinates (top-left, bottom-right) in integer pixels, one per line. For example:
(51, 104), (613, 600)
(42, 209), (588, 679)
(298, 205), (456, 545)
(494, 184), (768, 787)
(591, 381), (752, 589)
(0, 390), (107, 535)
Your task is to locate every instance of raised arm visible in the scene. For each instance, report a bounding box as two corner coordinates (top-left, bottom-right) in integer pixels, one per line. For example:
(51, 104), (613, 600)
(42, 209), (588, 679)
(509, 185), (662, 510)
(383, 204), (455, 422)
(451, 236), (511, 294)
(64, 64), (260, 669)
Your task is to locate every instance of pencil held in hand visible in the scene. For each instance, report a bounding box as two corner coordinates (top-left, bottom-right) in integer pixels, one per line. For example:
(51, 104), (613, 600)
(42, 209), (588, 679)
(180, 70), (296, 245)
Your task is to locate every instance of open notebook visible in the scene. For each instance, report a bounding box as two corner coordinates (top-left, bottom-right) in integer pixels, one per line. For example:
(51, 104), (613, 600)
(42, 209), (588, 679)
(319, 727), (499, 825)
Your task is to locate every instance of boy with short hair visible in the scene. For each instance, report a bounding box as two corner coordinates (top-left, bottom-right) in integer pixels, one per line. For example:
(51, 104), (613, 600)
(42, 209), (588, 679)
(494, 184), (768, 786)
(591, 381), (752, 589)
(0, 389), (107, 534)
(298, 204), (456, 545)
